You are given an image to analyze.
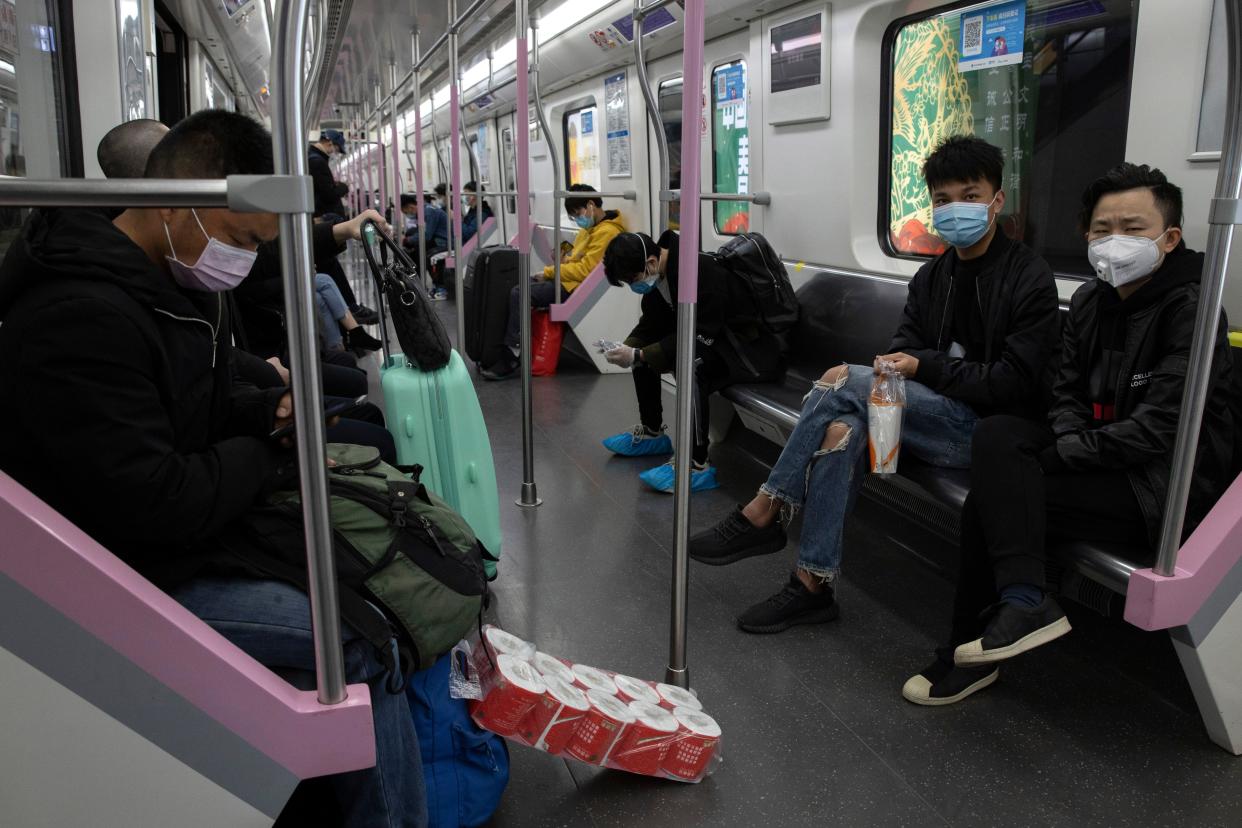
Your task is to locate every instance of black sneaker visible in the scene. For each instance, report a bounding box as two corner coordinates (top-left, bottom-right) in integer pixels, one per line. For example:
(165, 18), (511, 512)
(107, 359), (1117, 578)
(689, 506), (787, 566)
(352, 305), (380, 325)
(345, 327), (382, 353)
(902, 649), (999, 706)
(736, 572), (839, 634)
(953, 597), (1071, 667)
(479, 351), (520, 381)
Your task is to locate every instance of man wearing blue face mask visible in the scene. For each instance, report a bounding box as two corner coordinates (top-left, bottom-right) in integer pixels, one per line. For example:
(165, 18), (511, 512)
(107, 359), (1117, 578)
(904, 163), (1237, 706)
(688, 135), (1061, 639)
(0, 109), (429, 825)
(596, 229), (786, 492)
(480, 183), (626, 380)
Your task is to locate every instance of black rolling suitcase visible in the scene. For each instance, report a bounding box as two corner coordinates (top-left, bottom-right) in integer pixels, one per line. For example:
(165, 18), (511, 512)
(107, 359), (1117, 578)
(462, 245), (520, 369)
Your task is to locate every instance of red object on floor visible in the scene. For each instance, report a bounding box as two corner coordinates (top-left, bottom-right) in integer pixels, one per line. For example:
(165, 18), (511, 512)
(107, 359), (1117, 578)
(530, 310), (565, 377)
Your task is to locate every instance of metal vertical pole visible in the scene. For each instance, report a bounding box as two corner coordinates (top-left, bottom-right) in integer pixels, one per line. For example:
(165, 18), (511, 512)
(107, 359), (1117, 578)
(413, 29), (431, 293)
(515, 0), (540, 508)
(272, 0), (347, 705)
(390, 60), (402, 216)
(375, 83), (389, 222)
(665, 0), (705, 690)
(1154, 0), (1242, 575)
(449, 0), (466, 349)
(634, 1), (670, 233)
(530, 12), (563, 303)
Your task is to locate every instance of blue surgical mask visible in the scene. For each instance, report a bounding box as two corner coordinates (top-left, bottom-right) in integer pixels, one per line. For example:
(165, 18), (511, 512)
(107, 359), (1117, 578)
(932, 193), (999, 248)
(575, 214), (594, 230)
(629, 267), (659, 294)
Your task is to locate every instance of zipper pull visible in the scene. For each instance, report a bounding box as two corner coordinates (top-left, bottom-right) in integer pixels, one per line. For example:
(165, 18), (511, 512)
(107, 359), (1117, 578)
(420, 517), (448, 557)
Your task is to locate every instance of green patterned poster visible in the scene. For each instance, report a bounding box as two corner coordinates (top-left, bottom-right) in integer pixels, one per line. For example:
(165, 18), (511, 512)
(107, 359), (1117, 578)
(713, 61), (750, 234)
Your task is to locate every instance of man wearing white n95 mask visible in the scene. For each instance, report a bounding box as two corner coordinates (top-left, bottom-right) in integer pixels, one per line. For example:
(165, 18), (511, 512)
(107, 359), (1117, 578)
(904, 162), (1237, 707)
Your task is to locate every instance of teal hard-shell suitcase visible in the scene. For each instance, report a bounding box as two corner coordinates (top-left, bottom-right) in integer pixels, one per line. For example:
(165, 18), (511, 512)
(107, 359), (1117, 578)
(380, 350), (502, 578)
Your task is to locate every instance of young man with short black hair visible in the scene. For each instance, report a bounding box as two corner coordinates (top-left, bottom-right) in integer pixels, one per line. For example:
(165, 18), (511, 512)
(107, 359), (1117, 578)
(903, 163), (1237, 706)
(596, 228), (786, 491)
(481, 183), (626, 380)
(688, 135), (1061, 635)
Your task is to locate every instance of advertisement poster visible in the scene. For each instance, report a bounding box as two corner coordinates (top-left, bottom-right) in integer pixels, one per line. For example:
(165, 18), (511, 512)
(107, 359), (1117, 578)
(604, 71), (631, 178)
(957, 0), (1025, 72)
(712, 62), (749, 234)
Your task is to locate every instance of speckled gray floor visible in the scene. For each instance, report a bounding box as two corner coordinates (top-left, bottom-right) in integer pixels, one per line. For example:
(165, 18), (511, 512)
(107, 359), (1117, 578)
(350, 265), (1242, 828)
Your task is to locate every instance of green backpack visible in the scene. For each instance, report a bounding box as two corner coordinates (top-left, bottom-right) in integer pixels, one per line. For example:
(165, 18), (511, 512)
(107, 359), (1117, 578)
(233, 443), (492, 685)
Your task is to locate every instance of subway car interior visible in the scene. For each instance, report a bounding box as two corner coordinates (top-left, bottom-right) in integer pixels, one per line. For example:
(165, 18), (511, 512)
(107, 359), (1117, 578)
(4, 0), (1242, 825)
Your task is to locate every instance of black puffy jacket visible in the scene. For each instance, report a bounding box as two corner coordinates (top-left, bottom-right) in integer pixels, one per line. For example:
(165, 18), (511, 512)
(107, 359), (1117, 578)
(309, 144), (348, 218)
(1048, 244), (1236, 545)
(0, 208), (289, 588)
(890, 230), (1061, 418)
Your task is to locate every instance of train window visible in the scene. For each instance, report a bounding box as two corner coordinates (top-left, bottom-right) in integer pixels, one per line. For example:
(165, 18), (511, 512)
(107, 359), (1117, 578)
(658, 77), (682, 229)
(501, 126), (517, 213)
(562, 102), (602, 189)
(202, 55), (234, 112)
(0, 0), (80, 253)
(117, 0), (152, 121)
(1195, 0), (1226, 157)
(711, 59), (749, 235)
(883, 0), (1134, 276)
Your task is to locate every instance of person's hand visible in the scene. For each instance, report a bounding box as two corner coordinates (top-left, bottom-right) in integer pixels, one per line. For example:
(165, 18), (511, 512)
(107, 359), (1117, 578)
(605, 346), (637, 369)
(335, 208), (391, 243)
(274, 391), (294, 446)
(875, 352), (919, 378)
(266, 356), (290, 386)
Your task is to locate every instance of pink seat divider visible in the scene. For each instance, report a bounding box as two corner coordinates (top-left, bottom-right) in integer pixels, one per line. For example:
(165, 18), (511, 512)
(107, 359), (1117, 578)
(1124, 472), (1242, 631)
(0, 470), (377, 778)
(446, 216), (497, 269)
(549, 261), (607, 323)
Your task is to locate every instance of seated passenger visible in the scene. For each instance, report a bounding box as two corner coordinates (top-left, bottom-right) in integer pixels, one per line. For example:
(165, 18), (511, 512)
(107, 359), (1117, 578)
(400, 192), (449, 258)
(595, 229), (786, 492)
(480, 184), (626, 380)
(688, 135), (1061, 634)
(903, 163), (1237, 706)
(460, 180), (493, 245)
(0, 110), (425, 826)
(314, 272), (382, 354)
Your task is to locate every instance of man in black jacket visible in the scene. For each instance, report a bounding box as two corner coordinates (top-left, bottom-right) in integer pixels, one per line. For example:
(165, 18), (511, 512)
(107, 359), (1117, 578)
(0, 110), (426, 825)
(688, 136), (1061, 635)
(903, 163), (1237, 706)
(600, 229), (786, 492)
(309, 128), (349, 220)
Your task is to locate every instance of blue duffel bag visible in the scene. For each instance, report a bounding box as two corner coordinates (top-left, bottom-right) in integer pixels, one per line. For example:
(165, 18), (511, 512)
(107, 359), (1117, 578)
(406, 650), (510, 827)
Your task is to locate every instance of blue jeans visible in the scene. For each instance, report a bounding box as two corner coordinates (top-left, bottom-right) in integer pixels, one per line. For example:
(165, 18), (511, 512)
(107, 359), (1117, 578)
(170, 576), (428, 828)
(315, 272), (350, 350)
(760, 365), (977, 579)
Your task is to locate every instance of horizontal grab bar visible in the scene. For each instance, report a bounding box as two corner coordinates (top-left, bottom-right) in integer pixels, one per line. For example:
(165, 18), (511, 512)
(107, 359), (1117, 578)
(660, 189), (771, 205)
(553, 189), (637, 200)
(0, 175), (314, 213)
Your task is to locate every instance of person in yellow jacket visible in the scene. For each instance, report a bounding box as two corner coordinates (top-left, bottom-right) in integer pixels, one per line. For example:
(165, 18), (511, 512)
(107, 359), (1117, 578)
(481, 183), (626, 380)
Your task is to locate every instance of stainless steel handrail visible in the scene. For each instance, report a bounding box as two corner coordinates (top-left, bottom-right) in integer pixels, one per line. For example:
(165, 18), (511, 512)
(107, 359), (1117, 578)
(552, 190), (638, 200)
(449, 0), (468, 352)
(412, 28), (431, 293)
(633, 0), (671, 233)
(515, 0), (540, 510)
(0, 179), (227, 207)
(662, 189), (772, 205)
(273, 0), (348, 704)
(1154, 0), (1242, 575)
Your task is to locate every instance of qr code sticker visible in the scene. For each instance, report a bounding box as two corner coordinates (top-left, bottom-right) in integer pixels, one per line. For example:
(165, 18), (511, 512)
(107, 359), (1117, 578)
(962, 15), (983, 56)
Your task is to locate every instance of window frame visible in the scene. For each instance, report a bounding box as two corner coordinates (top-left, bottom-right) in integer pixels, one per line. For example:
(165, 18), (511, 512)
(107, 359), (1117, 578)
(877, 0), (1135, 278)
(709, 57), (750, 236)
(560, 96), (600, 189)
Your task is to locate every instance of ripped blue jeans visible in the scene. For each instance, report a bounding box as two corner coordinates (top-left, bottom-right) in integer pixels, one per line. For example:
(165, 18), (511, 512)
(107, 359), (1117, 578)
(759, 364), (977, 579)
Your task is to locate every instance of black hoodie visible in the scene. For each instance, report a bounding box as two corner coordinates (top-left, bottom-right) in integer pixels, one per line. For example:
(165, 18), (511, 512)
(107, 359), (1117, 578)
(1047, 244), (1236, 546)
(0, 208), (289, 588)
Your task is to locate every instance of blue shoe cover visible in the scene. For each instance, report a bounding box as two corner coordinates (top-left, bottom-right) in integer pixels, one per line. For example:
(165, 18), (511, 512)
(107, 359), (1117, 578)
(602, 426), (674, 457)
(639, 462), (719, 493)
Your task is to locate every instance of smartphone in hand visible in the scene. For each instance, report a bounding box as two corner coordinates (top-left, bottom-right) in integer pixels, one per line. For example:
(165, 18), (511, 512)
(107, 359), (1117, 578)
(269, 394), (368, 441)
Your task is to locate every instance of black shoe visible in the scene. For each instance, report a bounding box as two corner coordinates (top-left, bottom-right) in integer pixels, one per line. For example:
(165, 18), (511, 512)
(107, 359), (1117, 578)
(352, 305), (380, 325)
(953, 597), (1071, 667)
(689, 506), (787, 566)
(345, 327), (382, 353)
(736, 572), (839, 634)
(479, 351), (520, 381)
(902, 649), (998, 706)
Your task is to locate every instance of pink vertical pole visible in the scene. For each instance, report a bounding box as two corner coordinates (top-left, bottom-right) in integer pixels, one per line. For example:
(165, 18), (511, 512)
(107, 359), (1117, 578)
(449, 80), (463, 262)
(665, 0), (706, 689)
(515, 17), (530, 255)
(364, 137), (374, 214)
(390, 64), (402, 211)
(377, 130), (388, 220)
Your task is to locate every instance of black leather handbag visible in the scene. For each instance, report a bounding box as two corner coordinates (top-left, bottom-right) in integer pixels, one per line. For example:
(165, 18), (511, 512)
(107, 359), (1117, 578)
(360, 219), (452, 372)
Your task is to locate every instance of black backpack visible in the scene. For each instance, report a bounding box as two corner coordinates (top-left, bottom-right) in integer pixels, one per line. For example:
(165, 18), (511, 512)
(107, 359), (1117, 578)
(710, 232), (799, 342)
